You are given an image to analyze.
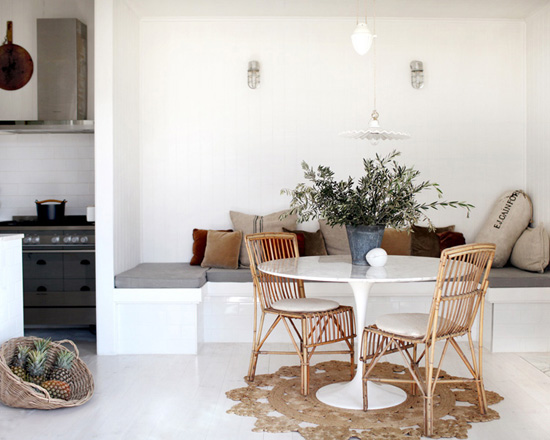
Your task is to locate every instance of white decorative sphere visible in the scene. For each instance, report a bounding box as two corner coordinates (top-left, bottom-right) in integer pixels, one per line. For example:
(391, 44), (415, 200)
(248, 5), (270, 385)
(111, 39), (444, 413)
(366, 248), (388, 267)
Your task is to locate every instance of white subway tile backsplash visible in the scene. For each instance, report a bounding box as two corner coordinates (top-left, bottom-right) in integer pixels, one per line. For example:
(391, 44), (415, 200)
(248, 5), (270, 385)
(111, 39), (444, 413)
(0, 136), (94, 219)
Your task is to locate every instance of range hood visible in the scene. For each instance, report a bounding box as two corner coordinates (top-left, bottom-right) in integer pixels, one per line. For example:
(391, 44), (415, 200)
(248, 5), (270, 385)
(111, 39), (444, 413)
(0, 19), (93, 134)
(0, 120), (93, 134)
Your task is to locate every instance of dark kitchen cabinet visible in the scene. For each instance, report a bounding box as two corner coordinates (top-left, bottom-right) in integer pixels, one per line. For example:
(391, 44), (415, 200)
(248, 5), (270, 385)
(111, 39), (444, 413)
(23, 251), (96, 326)
(23, 253), (63, 279)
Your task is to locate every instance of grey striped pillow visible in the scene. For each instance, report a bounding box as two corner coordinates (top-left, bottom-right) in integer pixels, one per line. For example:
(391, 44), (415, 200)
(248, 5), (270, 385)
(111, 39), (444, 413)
(230, 210), (297, 267)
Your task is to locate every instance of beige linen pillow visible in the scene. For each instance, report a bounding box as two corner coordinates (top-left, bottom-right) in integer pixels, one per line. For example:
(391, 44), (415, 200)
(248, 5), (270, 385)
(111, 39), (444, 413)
(475, 190), (532, 267)
(381, 228), (412, 256)
(318, 220), (350, 255)
(201, 230), (243, 270)
(230, 210), (297, 266)
(510, 224), (549, 273)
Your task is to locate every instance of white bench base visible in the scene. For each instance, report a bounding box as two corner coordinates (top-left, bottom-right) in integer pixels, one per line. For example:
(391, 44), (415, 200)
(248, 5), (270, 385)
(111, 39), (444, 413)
(111, 281), (550, 355)
(113, 288), (203, 354)
(485, 287), (550, 352)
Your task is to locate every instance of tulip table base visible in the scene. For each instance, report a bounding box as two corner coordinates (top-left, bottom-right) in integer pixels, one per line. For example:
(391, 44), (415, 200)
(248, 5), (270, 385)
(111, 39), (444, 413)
(316, 280), (407, 410)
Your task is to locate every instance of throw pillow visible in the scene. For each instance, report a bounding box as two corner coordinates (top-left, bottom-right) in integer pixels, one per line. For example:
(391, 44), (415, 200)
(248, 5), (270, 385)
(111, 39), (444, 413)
(381, 228), (411, 255)
(283, 228), (328, 256)
(510, 224), (549, 273)
(230, 210), (297, 267)
(318, 220), (351, 255)
(437, 231), (466, 252)
(411, 225), (455, 258)
(190, 228), (233, 265)
(474, 190), (532, 267)
(201, 230), (243, 270)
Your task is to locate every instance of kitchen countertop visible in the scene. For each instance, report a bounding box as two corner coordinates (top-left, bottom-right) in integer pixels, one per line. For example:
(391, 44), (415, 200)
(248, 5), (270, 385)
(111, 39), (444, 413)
(0, 234), (24, 242)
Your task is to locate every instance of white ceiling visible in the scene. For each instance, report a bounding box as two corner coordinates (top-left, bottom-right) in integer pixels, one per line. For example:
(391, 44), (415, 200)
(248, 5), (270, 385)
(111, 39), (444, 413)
(127, 0), (550, 20)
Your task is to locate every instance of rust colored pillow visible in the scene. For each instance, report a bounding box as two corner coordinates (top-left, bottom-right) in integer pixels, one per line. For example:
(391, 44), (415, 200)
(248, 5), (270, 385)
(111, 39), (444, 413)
(201, 230), (243, 269)
(283, 228), (327, 256)
(437, 231), (466, 252)
(292, 232), (306, 256)
(190, 228), (233, 265)
(411, 225), (455, 258)
(381, 228), (411, 255)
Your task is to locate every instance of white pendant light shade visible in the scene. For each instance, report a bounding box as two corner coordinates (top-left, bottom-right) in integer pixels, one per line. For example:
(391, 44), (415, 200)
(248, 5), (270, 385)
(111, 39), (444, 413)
(351, 22), (373, 55)
(340, 111), (410, 145)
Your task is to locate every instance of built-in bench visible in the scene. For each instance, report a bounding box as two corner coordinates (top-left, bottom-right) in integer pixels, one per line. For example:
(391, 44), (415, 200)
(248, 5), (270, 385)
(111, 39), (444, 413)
(114, 263), (252, 288)
(113, 263), (550, 354)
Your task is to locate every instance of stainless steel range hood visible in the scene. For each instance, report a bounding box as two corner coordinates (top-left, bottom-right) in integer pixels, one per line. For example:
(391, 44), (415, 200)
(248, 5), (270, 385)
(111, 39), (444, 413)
(0, 18), (93, 134)
(0, 120), (93, 134)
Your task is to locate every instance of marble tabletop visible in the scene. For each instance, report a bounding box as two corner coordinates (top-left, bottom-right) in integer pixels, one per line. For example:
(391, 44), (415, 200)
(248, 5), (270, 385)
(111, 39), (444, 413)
(259, 255), (441, 284)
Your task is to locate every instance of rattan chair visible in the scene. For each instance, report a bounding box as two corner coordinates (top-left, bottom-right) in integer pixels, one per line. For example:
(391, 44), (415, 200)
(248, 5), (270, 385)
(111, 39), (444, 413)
(245, 232), (356, 395)
(360, 243), (495, 437)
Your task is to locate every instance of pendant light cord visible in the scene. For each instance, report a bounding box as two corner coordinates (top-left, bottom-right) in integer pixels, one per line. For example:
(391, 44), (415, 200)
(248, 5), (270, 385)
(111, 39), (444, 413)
(372, 0), (377, 117)
(356, 0), (368, 25)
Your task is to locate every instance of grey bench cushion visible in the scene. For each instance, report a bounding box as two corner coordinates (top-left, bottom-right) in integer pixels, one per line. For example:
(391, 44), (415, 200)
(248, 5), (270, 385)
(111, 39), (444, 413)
(488, 267), (550, 288)
(206, 268), (253, 283)
(114, 263), (550, 290)
(115, 263), (207, 288)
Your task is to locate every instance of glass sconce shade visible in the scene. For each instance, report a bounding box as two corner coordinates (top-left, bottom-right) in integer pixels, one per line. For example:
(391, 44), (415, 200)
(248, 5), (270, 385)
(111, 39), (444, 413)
(248, 60), (260, 89)
(351, 23), (373, 55)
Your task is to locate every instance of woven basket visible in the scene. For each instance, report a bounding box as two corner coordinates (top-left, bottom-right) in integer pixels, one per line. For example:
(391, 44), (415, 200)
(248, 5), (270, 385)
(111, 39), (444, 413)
(0, 336), (94, 409)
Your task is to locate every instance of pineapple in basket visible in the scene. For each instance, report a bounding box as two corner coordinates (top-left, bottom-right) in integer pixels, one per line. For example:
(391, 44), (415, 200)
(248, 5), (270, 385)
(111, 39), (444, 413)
(33, 338), (51, 353)
(10, 345), (30, 381)
(26, 350), (48, 385)
(49, 350), (75, 384)
(41, 380), (72, 401)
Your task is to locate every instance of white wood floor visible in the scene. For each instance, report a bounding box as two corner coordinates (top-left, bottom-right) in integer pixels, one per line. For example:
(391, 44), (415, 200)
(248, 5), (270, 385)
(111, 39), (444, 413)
(1, 340), (550, 440)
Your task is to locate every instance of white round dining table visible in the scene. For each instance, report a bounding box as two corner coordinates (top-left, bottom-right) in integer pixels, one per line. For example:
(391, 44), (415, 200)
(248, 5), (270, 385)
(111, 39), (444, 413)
(258, 254), (440, 410)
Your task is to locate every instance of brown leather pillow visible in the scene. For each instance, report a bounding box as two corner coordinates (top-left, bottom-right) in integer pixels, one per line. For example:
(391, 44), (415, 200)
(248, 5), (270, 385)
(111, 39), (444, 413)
(437, 231), (465, 253)
(201, 230), (243, 269)
(411, 225), (455, 258)
(190, 228), (233, 265)
(283, 228), (327, 256)
(381, 228), (411, 255)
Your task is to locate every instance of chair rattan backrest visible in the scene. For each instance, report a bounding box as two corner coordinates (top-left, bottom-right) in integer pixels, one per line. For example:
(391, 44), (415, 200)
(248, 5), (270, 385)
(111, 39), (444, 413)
(426, 243), (496, 341)
(245, 232), (305, 310)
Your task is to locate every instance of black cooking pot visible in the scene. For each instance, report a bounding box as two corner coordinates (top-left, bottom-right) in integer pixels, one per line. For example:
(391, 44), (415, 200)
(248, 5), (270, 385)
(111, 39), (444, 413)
(35, 199), (67, 222)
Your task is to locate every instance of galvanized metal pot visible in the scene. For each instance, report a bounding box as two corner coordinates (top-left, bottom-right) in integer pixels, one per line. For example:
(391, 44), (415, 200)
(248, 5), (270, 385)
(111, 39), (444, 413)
(345, 224), (385, 266)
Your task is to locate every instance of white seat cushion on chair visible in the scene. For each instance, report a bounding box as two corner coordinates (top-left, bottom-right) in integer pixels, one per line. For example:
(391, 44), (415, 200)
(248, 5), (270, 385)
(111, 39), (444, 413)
(375, 313), (431, 338)
(271, 298), (340, 313)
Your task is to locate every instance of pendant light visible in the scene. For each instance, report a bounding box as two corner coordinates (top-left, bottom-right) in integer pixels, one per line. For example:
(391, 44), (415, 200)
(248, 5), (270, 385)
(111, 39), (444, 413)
(351, 0), (373, 55)
(341, 0), (410, 145)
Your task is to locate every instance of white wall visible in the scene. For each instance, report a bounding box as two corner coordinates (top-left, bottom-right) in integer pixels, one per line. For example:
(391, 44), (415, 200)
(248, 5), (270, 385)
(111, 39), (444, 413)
(138, 18), (525, 263)
(526, 4), (550, 226)
(113, 1), (141, 274)
(95, 0), (116, 354)
(0, 0), (95, 221)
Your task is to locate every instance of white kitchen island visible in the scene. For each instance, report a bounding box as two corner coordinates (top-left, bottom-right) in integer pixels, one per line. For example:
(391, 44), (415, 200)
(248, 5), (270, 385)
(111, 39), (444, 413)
(0, 234), (24, 344)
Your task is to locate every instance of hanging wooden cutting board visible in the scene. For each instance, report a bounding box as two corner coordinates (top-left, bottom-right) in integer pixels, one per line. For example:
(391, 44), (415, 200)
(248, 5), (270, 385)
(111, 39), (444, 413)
(0, 21), (34, 91)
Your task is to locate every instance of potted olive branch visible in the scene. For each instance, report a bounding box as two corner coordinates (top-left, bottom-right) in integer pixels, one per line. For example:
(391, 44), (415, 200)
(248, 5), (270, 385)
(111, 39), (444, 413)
(281, 150), (473, 265)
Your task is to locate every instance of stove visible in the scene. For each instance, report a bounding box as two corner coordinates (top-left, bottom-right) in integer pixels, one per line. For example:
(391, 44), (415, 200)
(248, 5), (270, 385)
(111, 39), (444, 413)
(0, 215), (96, 327)
(0, 215), (94, 249)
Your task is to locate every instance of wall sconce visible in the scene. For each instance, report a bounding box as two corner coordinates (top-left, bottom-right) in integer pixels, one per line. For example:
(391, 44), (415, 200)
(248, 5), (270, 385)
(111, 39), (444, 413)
(248, 60), (260, 89)
(410, 60), (424, 89)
